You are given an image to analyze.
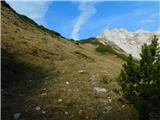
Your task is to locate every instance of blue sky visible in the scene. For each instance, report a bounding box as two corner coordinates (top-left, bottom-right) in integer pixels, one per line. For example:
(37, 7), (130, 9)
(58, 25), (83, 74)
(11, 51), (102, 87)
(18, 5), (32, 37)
(6, 1), (160, 40)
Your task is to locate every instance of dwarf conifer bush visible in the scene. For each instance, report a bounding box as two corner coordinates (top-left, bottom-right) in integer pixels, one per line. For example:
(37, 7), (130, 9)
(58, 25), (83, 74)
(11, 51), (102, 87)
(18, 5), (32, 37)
(118, 35), (160, 120)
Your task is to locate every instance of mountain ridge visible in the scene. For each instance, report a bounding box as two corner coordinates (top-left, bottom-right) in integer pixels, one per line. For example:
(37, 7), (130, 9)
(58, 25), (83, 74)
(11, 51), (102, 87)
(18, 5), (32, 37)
(97, 28), (160, 58)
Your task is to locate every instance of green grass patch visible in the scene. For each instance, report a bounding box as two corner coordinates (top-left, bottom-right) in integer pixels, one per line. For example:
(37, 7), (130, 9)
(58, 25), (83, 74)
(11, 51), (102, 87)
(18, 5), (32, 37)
(96, 44), (128, 61)
(96, 44), (112, 54)
(79, 37), (102, 45)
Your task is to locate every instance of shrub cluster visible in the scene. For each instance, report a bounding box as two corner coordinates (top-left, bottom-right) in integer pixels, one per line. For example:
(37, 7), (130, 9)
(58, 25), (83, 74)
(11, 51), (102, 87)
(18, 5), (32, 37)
(96, 44), (112, 54)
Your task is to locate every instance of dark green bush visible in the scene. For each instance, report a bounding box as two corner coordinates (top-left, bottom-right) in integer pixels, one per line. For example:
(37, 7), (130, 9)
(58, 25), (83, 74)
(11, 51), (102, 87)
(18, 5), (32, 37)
(117, 35), (160, 120)
(96, 44), (112, 54)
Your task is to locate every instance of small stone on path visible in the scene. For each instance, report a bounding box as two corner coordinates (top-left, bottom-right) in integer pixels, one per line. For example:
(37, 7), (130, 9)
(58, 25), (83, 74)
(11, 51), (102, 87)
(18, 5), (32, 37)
(58, 99), (63, 102)
(65, 111), (68, 115)
(35, 106), (41, 111)
(13, 113), (22, 120)
(94, 87), (107, 94)
(79, 109), (83, 115)
(29, 80), (32, 82)
(78, 70), (85, 73)
(89, 75), (96, 85)
(42, 88), (46, 91)
(105, 106), (112, 113)
(42, 110), (46, 114)
(41, 92), (47, 96)
(66, 81), (70, 85)
(121, 105), (125, 108)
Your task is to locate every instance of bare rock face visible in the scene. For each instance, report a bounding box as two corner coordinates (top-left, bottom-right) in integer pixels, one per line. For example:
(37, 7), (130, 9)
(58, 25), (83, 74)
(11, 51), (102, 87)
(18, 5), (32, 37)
(97, 28), (160, 58)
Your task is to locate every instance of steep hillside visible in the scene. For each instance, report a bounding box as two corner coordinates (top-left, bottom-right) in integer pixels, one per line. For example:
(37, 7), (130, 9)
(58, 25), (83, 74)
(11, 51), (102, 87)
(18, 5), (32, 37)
(1, 1), (138, 120)
(97, 28), (160, 58)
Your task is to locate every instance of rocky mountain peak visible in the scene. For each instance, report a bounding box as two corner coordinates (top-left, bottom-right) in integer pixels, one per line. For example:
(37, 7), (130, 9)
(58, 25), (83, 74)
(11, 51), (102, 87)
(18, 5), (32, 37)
(97, 28), (160, 58)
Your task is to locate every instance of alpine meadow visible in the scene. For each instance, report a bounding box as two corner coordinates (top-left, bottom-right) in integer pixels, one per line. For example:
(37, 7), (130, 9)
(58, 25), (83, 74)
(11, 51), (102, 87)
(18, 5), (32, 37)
(1, 1), (160, 120)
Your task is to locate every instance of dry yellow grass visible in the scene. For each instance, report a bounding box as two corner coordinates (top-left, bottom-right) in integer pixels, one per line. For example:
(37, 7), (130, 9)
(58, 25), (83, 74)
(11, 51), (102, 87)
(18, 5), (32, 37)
(1, 2), (139, 120)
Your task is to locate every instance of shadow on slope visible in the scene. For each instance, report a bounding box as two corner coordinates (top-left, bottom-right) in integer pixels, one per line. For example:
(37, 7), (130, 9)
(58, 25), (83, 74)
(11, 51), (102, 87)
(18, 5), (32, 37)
(1, 48), (58, 120)
(1, 48), (49, 88)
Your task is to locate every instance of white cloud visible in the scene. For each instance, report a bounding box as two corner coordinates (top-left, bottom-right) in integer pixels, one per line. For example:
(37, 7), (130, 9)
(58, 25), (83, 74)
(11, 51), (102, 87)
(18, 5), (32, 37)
(83, 8), (159, 33)
(71, 2), (96, 40)
(6, 1), (52, 25)
(140, 13), (159, 24)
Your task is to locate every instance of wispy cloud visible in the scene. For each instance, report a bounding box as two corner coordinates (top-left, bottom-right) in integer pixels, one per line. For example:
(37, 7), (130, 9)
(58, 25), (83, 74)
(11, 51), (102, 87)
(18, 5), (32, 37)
(82, 7), (159, 33)
(6, 1), (52, 25)
(71, 2), (96, 40)
(140, 13), (159, 24)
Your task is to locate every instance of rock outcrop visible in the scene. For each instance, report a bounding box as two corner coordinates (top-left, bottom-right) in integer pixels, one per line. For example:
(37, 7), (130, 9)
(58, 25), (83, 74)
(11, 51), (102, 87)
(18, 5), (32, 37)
(97, 28), (160, 58)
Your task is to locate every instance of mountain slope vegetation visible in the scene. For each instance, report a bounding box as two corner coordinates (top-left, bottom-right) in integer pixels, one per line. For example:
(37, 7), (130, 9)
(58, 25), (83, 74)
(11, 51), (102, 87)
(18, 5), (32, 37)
(1, 1), (138, 120)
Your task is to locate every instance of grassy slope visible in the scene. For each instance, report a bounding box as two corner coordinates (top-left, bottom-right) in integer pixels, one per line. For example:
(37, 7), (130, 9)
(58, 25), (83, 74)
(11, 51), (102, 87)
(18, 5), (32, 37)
(1, 2), (138, 120)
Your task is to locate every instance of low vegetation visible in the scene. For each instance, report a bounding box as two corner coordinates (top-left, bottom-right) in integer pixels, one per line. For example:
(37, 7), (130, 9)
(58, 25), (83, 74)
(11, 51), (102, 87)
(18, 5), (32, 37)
(99, 75), (110, 84)
(79, 37), (128, 61)
(79, 37), (102, 45)
(96, 44), (112, 54)
(96, 44), (128, 61)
